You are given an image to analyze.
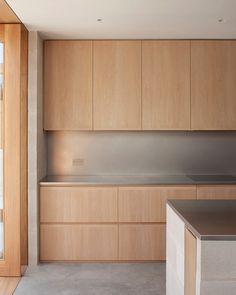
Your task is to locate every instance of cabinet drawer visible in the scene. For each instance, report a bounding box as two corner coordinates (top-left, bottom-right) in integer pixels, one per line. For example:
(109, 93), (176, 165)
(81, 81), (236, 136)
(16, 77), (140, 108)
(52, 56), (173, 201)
(40, 224), (118, 261)
(119, 186), (196, 222)
(119, 224), (166, 260)
(40, 186), (118, 223)
(197, 185), (236, 199)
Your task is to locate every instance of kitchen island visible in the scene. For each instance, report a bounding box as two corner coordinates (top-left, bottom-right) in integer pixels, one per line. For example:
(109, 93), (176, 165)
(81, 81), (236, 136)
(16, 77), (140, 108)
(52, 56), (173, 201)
(167, 200), (236, 295)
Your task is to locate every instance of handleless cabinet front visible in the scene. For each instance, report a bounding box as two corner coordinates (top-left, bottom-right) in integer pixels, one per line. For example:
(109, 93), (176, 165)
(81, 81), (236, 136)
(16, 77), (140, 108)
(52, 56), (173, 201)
(142, 40), (191, 130)
(93, 40), (142, 130)
(44, 41), (93, 130)
(40, 186), (118, 261)
(40, 186), (118, 223)
(119, 186), (196, 222)
(191, 40), (236, 130)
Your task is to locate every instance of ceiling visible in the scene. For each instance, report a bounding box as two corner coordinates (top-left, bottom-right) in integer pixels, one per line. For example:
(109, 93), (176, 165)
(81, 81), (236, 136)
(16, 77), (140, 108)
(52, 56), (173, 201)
(6, 0), (236, 39)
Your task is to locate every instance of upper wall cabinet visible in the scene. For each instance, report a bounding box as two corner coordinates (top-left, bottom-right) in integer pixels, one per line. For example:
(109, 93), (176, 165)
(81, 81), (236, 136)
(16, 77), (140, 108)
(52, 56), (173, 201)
(191, 41), (236, 130)
(142, 41), (191, 130)
(93, 41), (142, 130)
(44, 41), (93, 130)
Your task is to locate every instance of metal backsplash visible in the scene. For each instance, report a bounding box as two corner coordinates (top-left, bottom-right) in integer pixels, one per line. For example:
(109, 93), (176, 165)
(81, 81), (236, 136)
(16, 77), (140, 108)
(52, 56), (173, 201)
(47, 131), (236, 176)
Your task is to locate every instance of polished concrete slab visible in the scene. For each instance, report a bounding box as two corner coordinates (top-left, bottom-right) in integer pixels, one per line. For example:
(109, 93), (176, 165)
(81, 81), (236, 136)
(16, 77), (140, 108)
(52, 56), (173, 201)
(14, 262), (166, 295)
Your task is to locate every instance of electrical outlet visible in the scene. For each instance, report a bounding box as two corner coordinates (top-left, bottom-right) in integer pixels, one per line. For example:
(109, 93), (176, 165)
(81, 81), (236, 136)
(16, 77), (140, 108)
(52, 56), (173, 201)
(72, 158), (84, 166)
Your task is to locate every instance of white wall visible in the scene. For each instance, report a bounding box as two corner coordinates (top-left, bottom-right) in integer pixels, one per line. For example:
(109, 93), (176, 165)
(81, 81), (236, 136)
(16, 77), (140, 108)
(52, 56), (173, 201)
(28, 31), (47, 265)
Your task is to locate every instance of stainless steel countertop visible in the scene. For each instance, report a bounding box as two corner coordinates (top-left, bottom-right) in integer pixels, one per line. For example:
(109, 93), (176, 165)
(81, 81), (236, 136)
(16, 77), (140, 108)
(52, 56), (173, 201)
(40, 174), (236, 186)
(168, 200), (236, 241)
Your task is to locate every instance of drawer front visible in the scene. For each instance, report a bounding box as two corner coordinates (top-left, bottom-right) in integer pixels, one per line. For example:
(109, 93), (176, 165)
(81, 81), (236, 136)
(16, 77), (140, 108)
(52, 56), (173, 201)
(40, 186), (118, 223)
(119, 224), (166, 260)
(197, 185), (236, 199)
(40, 224), (118, 261)
(119, 186), (196, 222)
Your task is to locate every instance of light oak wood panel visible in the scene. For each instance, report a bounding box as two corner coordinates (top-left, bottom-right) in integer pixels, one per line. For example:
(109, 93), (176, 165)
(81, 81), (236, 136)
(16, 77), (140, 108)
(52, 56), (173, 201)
(119, 224), (166, 260)
(0, 24), (27, 276)
(93, 40), (141, 130)
(185, 228), (197, 295)
(191, 41), (236, 130)
(0, 277), (20, 295)
(40, 224), (118, 261)
(197, 185), (236, 199)
(119, 186), (196, 222)
(40, 186), (118, 223)
(0, 25), (4, 41)
(142, 40), (191, 130)
(0, 0), (20, 23)
(44, 41), (93, 130)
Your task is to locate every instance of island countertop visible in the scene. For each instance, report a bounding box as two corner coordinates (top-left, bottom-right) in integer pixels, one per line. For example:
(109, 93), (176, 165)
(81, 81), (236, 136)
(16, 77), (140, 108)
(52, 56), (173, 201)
(167, 199), (236, 241)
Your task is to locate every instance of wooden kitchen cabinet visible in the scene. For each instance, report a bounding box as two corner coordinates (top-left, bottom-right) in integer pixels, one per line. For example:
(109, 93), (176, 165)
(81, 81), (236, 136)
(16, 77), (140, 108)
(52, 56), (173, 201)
(142, 40), (191, 130)
(43, 40), (236, 131)
(44, 41), (93, 130)
(119, 224), (166, 260)
(197, 185), (236, 199)
(191, 40), (236, 130)
(119, 186), (196, 222)
(93, 40), (142, 130)
(40, 186), (118, 223)
(40, 224), (118, 261)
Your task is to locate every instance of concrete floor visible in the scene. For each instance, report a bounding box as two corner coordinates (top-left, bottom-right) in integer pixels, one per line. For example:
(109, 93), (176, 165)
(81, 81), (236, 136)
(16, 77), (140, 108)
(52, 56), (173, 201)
(14, 262), (166, 295)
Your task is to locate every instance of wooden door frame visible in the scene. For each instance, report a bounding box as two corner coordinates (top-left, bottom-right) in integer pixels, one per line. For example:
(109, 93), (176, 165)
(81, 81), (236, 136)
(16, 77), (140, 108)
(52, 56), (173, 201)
(0, 23), (28, 277)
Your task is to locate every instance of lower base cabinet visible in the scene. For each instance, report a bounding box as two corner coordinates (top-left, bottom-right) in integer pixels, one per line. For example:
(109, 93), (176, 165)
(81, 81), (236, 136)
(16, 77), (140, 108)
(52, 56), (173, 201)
(40, 184), (195, 261)
(40, 224), (166, 261)
(40, 224), (118, 261)
(119, 224), (166, 260)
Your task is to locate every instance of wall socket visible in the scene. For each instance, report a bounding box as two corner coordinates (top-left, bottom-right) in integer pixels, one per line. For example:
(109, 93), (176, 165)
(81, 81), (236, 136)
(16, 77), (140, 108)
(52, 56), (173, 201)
(72, 158), (85, 166)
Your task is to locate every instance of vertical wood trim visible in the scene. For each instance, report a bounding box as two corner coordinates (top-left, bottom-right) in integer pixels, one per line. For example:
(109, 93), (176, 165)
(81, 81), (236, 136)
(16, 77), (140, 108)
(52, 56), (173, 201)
(0, 24), (27, 276)
(0, 24), (21, 276)
(185, 228), (197, 295)
(0, 24), (4, 41)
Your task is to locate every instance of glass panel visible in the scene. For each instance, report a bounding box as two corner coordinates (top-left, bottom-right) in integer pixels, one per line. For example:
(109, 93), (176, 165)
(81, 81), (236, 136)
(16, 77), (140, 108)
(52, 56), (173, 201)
(0, 42), (4, 259)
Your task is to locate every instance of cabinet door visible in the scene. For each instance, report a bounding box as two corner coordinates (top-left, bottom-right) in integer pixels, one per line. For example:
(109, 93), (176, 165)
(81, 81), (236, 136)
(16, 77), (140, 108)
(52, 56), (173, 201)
(44, 41), (92, 130)
(119, 186), (196, 222)
(40, 224), (118, 261)
(40, 186), (118, 223)
(191, 41), (236, 130)
(142, 41), (190, 130)
(197, 185), (236, 199)
(119, 224), (166, 260)
(93, 41), (141, 130)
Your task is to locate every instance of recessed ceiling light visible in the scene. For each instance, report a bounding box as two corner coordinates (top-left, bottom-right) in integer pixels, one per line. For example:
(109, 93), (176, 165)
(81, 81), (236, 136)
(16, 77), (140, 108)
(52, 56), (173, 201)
(97, 18), (103, 22)
(218, 18), (226, 23)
